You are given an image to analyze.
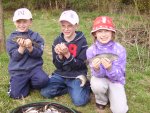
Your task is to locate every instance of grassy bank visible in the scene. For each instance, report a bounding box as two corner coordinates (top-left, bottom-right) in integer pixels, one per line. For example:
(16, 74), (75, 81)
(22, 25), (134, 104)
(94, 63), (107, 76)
(0, 10), (150, 113)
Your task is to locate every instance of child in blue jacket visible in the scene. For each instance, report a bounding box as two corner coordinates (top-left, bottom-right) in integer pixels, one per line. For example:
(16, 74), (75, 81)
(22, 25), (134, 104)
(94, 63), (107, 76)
(40, 10), (90, 106)
(6, 8), (49, 99)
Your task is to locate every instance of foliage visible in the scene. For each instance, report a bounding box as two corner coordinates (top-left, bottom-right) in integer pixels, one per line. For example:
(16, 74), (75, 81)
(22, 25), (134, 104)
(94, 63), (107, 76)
(2, 0), (150, 14)
(135, 0), (150, 13)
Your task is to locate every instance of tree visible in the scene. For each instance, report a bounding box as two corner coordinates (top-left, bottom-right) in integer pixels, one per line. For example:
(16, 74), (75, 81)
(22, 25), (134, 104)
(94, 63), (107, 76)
(0, 0), (5, 52)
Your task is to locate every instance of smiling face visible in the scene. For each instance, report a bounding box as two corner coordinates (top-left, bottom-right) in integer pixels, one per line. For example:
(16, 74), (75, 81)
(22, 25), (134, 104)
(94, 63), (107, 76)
(60, 21), (77, 41)
(14, 19), (32, 32)
(95, 29), (113, 44)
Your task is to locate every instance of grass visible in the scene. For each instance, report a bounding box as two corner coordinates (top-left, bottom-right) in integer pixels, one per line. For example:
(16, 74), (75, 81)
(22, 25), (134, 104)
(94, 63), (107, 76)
(0, 10), (150, 113)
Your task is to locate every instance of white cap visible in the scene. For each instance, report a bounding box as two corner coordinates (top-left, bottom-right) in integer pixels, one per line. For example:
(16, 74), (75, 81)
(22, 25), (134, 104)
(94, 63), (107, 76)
(13, 8), (32, 22)
(59, 10), (79, 25)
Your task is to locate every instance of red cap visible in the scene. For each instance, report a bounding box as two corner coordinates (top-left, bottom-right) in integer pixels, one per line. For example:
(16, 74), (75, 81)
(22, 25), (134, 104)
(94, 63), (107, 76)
(91, 16), (116, 35)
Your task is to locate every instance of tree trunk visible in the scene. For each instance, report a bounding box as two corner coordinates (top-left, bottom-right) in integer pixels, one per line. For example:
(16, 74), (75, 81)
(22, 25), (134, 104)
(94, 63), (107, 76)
(0, 0), (5, 52)
(55, 0), (58, 10)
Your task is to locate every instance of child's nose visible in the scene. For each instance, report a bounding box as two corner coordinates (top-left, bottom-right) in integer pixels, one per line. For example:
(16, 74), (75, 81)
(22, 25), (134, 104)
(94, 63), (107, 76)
(64, 27), (69, 30)
(19, 22), (24, 26)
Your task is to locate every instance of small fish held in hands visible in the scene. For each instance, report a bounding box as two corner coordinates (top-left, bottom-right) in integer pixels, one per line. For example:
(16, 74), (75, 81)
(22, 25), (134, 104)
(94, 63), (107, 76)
(12, 35), (39, 48)
(85, 53), (118, 64)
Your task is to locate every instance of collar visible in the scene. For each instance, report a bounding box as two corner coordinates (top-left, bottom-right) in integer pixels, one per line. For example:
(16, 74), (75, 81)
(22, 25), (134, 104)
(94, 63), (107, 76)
(95, 40), (114, 49)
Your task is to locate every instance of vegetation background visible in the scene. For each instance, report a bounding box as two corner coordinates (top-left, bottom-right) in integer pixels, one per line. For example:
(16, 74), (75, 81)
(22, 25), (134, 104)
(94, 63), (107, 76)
(0, 0), (150, 113)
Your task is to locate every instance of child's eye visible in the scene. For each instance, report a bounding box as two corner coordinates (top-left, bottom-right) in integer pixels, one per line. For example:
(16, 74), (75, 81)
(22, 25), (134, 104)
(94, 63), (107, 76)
(68, 25), (73, 28)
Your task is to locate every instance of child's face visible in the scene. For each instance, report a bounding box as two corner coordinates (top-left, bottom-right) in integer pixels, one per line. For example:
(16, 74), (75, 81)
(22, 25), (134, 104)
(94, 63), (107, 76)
(95, 29), (113, 44)
(14, 19), (32, 32)
(60, 21), (77, 39)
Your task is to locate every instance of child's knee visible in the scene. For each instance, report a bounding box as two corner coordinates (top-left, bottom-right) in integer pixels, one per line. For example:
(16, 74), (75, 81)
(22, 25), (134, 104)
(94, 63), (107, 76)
(91, 83), (107, 94)
(40, 88), (55, 98)
(39, 77), (49, 87)
(32, 76), (49, 89)
(72, 98), (88, 106)
(111, 105), (128, 113)
(71, 93), (90, 106)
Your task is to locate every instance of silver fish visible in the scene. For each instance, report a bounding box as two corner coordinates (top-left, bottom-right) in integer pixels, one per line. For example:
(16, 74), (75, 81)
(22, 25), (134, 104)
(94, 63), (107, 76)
(23, 105), (61, 113)
(12, 35), (39, 48)
(86, 53), (118, 64)
(23, 107), (38, 113)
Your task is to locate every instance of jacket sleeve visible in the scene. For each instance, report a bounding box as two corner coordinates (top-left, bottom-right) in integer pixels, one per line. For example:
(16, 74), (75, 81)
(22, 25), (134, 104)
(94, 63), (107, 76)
(6, 35), (24, 61)
(105, 48), (126, 82)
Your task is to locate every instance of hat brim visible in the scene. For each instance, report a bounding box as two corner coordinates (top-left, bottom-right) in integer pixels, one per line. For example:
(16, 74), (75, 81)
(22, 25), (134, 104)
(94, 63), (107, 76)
(91, 28), (116, 34)
(13, 17), (32, 22)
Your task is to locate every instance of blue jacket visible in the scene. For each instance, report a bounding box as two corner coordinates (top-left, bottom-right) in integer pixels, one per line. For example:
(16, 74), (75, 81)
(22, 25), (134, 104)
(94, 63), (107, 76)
(6, 29), (44, 76)
(52, 31), (88, 78)
(86, 40), (126, 85)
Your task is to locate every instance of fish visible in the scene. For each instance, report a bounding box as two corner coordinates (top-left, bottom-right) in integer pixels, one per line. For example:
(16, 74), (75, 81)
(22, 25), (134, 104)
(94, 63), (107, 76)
(23, 105), (61, 113)
(23, 107), (38, 113)
(85, 53), (119, 64)
(12, 35), (39, 48)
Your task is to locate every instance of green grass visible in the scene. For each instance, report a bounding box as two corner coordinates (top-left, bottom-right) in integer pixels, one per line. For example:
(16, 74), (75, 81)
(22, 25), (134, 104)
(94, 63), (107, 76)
(1, 10), (150, 113)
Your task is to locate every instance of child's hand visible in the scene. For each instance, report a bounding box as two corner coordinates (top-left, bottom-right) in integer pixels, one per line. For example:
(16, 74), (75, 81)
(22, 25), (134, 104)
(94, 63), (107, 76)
(16, 38), (26, 54)
(25, 39), (32, 48)
(101, 58), (112, 70)
(54, 44), (64, 59)
(17, 38), (26, 47)
(54, 43), (70, 59)
(59, 43), (69, 54)
(59, 43), (70, 58)
(92, 58), (101, 71)
(76, 75), (87, 87)
(25, 39), (33, 52)
(54, 44), (62, 55)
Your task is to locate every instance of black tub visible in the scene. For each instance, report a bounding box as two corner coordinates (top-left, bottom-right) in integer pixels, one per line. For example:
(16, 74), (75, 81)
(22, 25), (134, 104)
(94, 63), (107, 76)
(10, 102), (80, 113)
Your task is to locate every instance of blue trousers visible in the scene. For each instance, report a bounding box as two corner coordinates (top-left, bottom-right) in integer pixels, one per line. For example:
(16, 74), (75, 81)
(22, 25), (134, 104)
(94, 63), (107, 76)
(40, 73), (91, 106)
(8, 67), (49, 99)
